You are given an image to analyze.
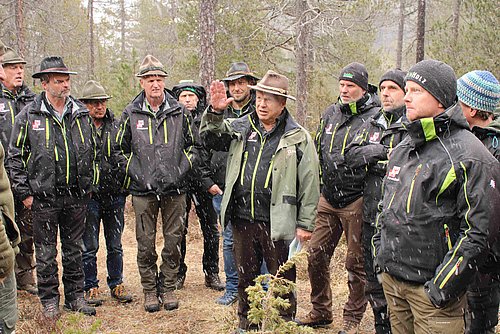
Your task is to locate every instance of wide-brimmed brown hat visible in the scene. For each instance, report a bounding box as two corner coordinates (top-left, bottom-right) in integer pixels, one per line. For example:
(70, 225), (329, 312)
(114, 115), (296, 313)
(32, 56), (77, 78)
(222, 62), (260, 82)
(136, 55), (168, 78)
(248, 70), (295, 100)
(2, 47), (26, 65)
(80, 80), (112, 101)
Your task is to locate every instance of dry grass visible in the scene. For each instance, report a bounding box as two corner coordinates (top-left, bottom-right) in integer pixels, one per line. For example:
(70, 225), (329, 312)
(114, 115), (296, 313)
(17, 198), (375, 333)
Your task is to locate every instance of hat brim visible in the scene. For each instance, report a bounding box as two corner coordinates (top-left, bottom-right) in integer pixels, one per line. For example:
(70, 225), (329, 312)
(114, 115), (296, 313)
(2, 60), (27, 65)
(136, 70), (168, 78)
(32, 70), (77, 79)
(222, 74), (260, 82)
(80, 94), (113, 101)
(249, 84), (296, 101)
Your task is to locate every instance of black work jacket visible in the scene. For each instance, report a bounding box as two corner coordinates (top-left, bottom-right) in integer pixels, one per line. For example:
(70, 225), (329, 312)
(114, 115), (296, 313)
(7, 93), (97, 200)
(315, 94), (380, 208)
(116, 89), (200, 196)
(373, 104), (500, 308)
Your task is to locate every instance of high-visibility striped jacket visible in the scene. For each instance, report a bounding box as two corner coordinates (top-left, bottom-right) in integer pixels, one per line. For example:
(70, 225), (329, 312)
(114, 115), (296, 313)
(315, 93), (380, 208)
(0, 83), (35, 159)
(6, 93), (98, 200)
(116, 89), (200, 196)
(373, 104), (500, 307)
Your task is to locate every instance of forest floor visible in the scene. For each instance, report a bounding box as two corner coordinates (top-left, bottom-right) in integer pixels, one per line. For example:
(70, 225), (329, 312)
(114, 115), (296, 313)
(16, 198), (377, 334)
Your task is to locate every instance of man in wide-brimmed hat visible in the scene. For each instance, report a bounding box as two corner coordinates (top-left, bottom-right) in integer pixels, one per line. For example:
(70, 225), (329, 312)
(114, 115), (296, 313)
(171, 80), (224, 292)
(6, 56), (97, 319)
(0, 47), (37, 298)
(204, 62), (267, 306)
(79, 80), (133, 307)
(201, 70), (320, 332)
(116, 55), (200, 313)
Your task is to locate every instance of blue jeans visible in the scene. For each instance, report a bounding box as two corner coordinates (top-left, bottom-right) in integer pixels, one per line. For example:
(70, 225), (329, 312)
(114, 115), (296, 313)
(213, 194), (268, 295)
(82, 194), (126, 291)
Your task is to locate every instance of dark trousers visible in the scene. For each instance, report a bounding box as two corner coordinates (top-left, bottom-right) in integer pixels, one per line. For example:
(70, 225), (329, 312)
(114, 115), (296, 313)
(132, 194), (185, 293)
(179, 187), (219, 277)
(363, 222), (391, 334)
(33, 194), (88, 305)
(308, 195), (367, 323)
(14, 200), (35, 287)
(232, 219), (296, 330)
(465, 272), (499, 334)
(82, 194), (126, 291)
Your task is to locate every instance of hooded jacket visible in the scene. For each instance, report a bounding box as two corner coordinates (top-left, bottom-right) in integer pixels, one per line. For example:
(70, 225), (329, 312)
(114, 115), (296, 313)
(345, 105), (407, 223)
(7, 94), (98, 200)
(200, 108), (320, 240)
(373, 104), (500, 307)
(116, 89), (200, 196)
(0, 142), (19, 279)
(315, 94), (380, 208)
(0, 83), (36, 159)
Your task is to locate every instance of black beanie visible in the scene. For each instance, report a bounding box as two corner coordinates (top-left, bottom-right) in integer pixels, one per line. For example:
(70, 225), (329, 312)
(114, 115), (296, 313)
(406, 60), (457, 109)
(339, 62), (368, 91)
(379, 69), (407, 92)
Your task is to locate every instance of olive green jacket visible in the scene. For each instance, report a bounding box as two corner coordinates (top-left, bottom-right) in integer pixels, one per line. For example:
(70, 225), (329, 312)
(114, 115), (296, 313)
(0, 143), (19, 279)
(200, 109), (320, 241)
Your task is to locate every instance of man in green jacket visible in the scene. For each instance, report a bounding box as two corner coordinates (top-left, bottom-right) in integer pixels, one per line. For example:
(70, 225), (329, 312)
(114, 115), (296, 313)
(0, 40), (21, 334)
(201, 70), (320, 332)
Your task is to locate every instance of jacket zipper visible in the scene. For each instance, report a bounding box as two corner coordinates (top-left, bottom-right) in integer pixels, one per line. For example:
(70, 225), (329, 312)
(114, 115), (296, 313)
(438, 256), (463, 289)
(340, 126), (352, 155)
(406, 164), (422, 213)
(328, 123), (339, 153)
(264, 154), (275, 189)
(45, 118), (50, 148)
(251, 136), (266, 218)
(240, 151), (249, 185)
(148, 118), (153, 144)
(444, 224), (452, 250)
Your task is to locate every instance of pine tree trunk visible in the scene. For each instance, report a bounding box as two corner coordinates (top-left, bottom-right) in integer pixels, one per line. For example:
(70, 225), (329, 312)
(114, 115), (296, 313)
(415, 0), (426, 62)
(88, 0), (95, 78)
(396, 0), (405, 68)
(15, 0), (25, 57)
(295, 0), (310, 127)
(120, 0), (126, 59)
(199, 0), (217, 90)
(451, 0), (461, 47)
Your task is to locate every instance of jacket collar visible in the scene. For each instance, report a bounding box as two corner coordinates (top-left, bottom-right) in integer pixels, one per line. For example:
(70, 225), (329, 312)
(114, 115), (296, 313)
(405, 103), (468, 148)
(338, 93), (378, 116)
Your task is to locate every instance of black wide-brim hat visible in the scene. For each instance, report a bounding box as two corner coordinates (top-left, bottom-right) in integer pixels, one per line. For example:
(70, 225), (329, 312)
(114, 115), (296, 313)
(32, 56), (77, 79)
(222, 62), (260, 82)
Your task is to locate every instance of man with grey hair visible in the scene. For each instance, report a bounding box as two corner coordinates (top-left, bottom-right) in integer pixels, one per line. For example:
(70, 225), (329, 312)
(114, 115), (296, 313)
(7, 56), (97, 319)
(116, 55), (200, 313)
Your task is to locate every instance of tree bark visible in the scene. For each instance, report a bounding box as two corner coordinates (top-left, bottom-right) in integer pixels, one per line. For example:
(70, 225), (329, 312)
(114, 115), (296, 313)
(451, 0), (461, 47)
(396, 0), (405, 68)
(88, 0), (95, 78)
(295, 0), (310, 126)
(415, 0), (426, 62)
(15, 0), (25, 57)
(199, 0), (217, 90)
(120, 0), (126, 59)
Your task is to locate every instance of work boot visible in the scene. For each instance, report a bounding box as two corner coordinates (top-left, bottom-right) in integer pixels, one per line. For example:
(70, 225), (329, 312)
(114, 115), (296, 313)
(338, 320), (359, 334)
(84, 287), (104, 306)
(175, 274), (186, 290)
(216, 291), (238, 305)
(205, 273), (225, 291)
(144, 292), (160, 313)
(160, 291), (179, 311)
(18, 283), (38, 295)
(295, 312), (333, 328)
(111, 284), (133, 303)
(64, 297), (96, 316)
(42, 300), (60, 320)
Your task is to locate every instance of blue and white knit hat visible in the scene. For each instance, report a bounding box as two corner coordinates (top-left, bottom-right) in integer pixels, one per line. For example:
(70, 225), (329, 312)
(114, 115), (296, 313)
(457, 70), (500, 113)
